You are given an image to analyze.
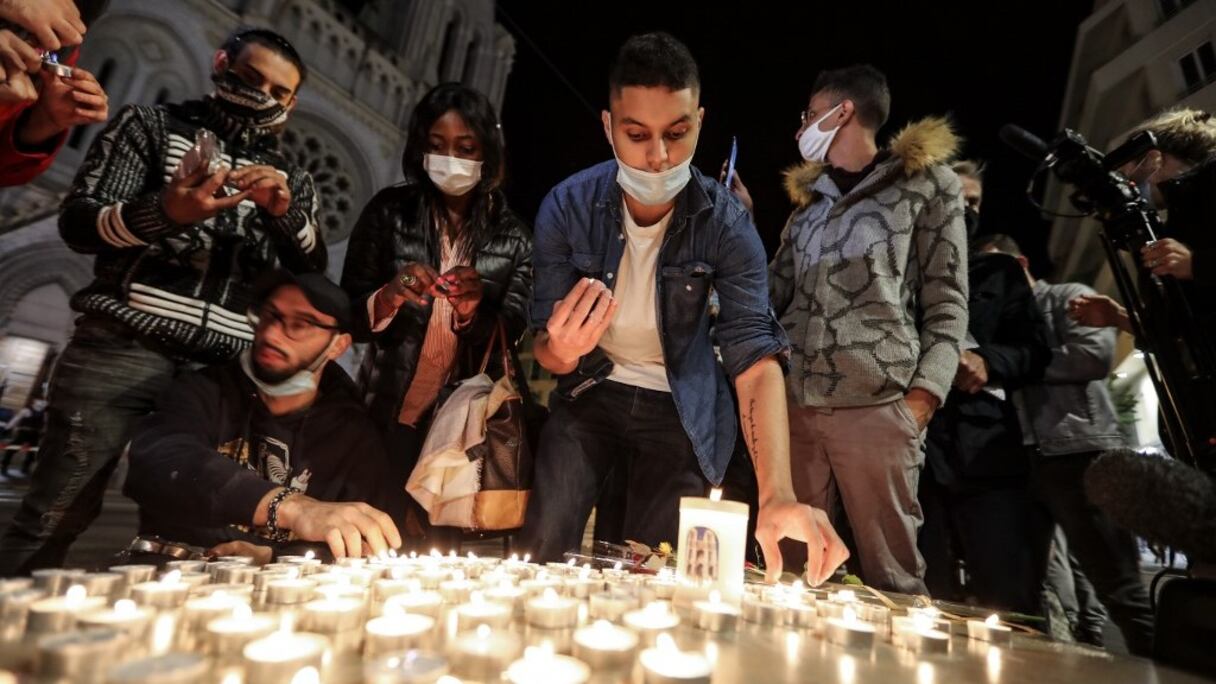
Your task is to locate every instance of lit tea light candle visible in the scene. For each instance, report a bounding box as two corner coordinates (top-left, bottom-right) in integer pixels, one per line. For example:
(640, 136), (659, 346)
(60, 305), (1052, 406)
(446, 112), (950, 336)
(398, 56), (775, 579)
(36, 627), (128, 680)
(519, 574), (564, 599)
(182, 590), (249, 641)
(77, 598), (154, 642)
(265, 577), (319, 606)
(163, 561), (206, 575)
(601, 562), (629, 584)
(638, 633), (711, 684)
(363, 650), (450, 684)
(416, 567), (450, 591)
(373, 577), (418, 604)
(279, 552), (323, 576)
(564, 567), (602, 600)
(307, 571), (352, 586)
(383, 587), (443, 619)
(673, 488), (748, 613)
(484, 581), (528, 616)
(0, 577), (33, 592)
(438, 571), (478, 604)
(28, 584), (105, 634)
(106, 652), (211, 684)
(785, 598), (817, 630)
(108, 565), (158, 598)
(194, 582), (256, 601)
(175, 571), (211, 592)
(447, 624), (522, 682)
(817, 589), (858, 620)
(623, 601), (681, 646)
(212, 564), (258, 586)
(254, 570), (294, 594)
(79, 572), (124, 601)
(130, 571), (191, 610)
(206, 604), (277, 657)
(454, 592), (512, 631)
(588, 590), (639, 623)
(337, 568), (377, 587)
(364, 607), (435, 657)
(572, 619), (638, 671)
(693, 590), (740, 632)
(645, 569), (679, 602)
(525, 588), (578, 629)
(0, 588), (44, 640)
(966, 614), (1012, 646)
(300, 595), (364, 634)
(215, 556), (256, 566)
(242, 615), (328, 684)
(31, 568), (86, 596)
(894, 611), (951, 655)
(506, 641), (591, 684)
(825, 606), (876, 650)
(741, 594), (785, 626)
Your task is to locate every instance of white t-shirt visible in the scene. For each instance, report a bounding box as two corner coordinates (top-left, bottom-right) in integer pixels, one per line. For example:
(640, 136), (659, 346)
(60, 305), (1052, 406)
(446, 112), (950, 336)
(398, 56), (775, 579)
(599, 203), (673, 392)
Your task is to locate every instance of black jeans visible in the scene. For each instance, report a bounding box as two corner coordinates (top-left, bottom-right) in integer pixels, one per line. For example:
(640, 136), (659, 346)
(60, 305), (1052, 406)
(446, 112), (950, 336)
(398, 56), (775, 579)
(1031, 451), (1155, 656)
(0, 318), (181, 576)
(517, 381), (710, 562)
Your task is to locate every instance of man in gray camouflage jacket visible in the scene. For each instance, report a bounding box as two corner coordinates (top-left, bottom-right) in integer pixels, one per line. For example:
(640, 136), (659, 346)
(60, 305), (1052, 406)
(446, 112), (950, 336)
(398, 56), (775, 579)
(738, 65), (968, 593)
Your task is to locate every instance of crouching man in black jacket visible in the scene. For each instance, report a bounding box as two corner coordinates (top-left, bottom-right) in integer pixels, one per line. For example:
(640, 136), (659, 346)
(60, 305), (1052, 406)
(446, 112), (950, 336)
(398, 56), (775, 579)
(124, 271), (406, 563)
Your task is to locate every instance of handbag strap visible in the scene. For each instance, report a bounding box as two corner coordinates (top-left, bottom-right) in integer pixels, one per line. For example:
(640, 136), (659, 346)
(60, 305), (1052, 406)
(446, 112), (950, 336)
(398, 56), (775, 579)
(477, 322), (499, 375)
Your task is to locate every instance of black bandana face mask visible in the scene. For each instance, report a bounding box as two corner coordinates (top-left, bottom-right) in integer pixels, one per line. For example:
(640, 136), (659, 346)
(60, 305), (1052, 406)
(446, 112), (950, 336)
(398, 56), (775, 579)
(210, 70), (289, 135)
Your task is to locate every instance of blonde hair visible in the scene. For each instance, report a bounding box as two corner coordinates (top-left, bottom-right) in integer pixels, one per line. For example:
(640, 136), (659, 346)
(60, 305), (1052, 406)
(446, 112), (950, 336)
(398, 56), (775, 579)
(1129, 108), (1216, 166)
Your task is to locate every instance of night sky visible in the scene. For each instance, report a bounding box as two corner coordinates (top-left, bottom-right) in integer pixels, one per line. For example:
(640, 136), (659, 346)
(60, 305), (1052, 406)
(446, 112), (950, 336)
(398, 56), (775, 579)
(495, 1), (1092, 277)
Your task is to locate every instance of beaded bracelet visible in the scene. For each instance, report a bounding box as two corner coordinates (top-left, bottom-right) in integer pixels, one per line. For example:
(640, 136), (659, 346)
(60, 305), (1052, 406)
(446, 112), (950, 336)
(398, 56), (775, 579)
(266, 487), (301, 543)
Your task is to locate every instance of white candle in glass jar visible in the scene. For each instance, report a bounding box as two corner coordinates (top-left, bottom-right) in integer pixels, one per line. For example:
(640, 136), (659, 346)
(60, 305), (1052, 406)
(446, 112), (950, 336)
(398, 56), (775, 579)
(673, 489), (748, 611)
(505, 642), (590, 684)
(572, 619), (638, 671)
(638, 633), (711, 684)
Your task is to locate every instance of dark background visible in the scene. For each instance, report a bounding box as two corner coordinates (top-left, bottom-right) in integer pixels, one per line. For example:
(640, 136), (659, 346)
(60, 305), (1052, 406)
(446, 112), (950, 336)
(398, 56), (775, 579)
(495, 1), (1092, 277)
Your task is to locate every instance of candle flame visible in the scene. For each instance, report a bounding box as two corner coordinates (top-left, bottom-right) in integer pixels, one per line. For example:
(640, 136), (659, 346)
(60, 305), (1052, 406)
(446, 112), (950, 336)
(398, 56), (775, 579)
(523, 554), (532, 563)
(645, 601), (668, 616)
(709, 590), (722, 605)
(409, 551), (418, 560)
(285, 567), (299, 580)
(291, 666), (320, 684)
(449, 550), (457, 558)
(233, 604), (253, 621)
(453, 570), (466, 582)
(984, 614), (1000, 628)
(468, 551), (477, 560)
(912, 611), (934, 634)
(583, 563), (591, 572)
(114, 599), (137, 616)
(593, 619), (613, 633)
(280, 612), (296, 635)
(65, 584), (87, 605)
(161, 570), (182, 585)
(471, 591), (484, 605)
(835, 589), (856, 603)
(388, 549), (398, 559)
(509, 553), (519, 563)
(476, 624), (491, 640)
(567, 558), (576, 567)
(542, 588), (560, 603)
(656, 632), (678, 653)
(391, 567), (405, 581)
(613, 561), (623, 572)
(152, 613), (175, 654)
(843, 606), (858, 624)
(579, 567), (591, 581)
(710, 488), (723, 502)
(304, 550), (315, 561)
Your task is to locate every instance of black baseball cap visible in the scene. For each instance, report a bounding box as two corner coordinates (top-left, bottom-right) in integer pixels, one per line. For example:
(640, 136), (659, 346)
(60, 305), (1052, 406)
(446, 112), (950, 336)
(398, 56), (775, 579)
(252, 270), (354, 333)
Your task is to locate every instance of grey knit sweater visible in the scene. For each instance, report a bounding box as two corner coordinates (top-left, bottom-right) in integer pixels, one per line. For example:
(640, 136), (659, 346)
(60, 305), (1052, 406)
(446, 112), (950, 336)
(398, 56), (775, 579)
(770, 117), (969, 408)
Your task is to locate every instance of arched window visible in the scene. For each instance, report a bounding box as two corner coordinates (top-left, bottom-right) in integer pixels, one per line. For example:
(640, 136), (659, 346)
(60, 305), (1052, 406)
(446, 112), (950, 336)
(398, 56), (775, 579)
(437, 16), (460, 81)
(462, 34), (480, 84)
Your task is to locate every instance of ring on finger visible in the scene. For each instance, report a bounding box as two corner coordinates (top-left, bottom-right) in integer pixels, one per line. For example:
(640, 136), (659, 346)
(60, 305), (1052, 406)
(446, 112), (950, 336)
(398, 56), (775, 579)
(399, 272), (418, 288)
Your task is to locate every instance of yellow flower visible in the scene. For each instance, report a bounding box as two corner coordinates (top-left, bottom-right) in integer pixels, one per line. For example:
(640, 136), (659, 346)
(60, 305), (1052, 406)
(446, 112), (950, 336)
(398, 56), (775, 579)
(658, 542), (673, 556)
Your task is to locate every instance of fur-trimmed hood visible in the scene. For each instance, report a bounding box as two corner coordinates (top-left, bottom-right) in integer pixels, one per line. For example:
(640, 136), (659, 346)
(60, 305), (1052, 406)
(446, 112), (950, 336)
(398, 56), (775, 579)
(783, 117), (961, 207)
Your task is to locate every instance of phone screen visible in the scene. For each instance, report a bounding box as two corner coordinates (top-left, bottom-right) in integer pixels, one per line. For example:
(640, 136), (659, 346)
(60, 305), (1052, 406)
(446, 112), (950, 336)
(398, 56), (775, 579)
(724, 136), (738, 188)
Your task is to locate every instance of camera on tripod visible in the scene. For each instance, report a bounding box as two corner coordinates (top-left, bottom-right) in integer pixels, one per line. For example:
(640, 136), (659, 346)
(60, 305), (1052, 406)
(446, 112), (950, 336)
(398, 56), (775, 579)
(1001, 124), (1216, 475)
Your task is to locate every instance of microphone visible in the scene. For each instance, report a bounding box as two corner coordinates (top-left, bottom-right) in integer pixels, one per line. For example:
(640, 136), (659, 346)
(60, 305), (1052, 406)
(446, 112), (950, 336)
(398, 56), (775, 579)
(1083, 448), (1216, 562)
(999, 124), (1049, 161)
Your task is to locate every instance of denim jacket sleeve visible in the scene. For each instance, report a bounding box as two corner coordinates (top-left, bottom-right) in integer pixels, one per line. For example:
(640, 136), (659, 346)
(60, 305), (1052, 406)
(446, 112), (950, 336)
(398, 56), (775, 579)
(714, 209), (791, 379)
(529, 187), (578, 332)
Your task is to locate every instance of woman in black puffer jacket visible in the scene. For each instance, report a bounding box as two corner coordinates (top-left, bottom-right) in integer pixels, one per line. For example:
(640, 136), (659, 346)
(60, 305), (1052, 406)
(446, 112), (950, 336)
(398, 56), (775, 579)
(341, 83), (533, 542)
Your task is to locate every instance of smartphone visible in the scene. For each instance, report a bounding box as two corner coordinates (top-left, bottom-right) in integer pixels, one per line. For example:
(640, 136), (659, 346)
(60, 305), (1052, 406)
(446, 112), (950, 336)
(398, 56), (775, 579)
(724, 136), (738, 188)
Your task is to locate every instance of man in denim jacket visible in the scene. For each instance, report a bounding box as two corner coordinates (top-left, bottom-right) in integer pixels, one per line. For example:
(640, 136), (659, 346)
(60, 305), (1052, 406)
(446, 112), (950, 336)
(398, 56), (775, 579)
(517, 33), (847, 585)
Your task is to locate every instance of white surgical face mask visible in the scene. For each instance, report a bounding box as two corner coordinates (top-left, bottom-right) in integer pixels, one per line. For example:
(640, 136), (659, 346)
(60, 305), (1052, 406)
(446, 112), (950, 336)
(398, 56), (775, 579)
(798, 103), (844, 163)
(608, 115), (695, 206)
(239, 336), (334, 398)
(424, 153), (483, 196)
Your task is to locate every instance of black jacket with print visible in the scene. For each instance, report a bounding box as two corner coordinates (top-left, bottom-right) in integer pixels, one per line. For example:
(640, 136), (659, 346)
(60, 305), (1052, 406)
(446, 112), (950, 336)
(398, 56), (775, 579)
(59, 98), (327, 364)
(124, 361), (407, 551)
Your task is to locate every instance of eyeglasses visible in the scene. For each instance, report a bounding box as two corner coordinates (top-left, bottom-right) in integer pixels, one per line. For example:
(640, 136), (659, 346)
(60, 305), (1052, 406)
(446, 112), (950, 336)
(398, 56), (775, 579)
(252, 305), (339, 341)
(799, 101), (842, 128)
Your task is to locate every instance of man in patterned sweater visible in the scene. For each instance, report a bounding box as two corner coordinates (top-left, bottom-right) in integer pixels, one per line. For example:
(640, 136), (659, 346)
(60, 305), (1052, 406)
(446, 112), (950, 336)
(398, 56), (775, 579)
(0, 28), (326, 574)
(764, 65), (969, 593)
